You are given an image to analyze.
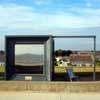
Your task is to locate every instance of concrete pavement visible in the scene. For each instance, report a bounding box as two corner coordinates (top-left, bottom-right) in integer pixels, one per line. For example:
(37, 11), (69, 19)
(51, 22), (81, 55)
(0, 92), (100, 100)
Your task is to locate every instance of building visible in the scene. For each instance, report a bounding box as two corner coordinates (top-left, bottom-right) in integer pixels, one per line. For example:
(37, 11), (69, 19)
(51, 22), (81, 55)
(56, 56), (70, 66)
(0, 51), (5, 66)
(0, 62), (5, 67)
(70, 55), (93, 67)
(96, 52), (100, 60)
(78, 51), (93, 55)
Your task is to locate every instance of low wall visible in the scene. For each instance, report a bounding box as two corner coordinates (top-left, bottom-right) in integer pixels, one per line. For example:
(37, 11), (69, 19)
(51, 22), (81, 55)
(0, 81), (100, 93)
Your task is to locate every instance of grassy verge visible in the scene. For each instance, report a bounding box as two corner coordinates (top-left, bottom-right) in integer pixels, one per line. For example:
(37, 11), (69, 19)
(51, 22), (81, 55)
(0, 66), (100, 73)
(0, 66), (5, 73)
(55, 66), (100, 73)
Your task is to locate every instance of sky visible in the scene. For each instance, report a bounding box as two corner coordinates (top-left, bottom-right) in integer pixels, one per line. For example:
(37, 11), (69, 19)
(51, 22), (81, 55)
(0, 0), (100, 50)
(15, 44), (44, 55)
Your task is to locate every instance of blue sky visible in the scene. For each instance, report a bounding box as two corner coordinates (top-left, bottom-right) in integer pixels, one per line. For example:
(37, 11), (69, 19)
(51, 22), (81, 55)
(0, 0), (100, 50)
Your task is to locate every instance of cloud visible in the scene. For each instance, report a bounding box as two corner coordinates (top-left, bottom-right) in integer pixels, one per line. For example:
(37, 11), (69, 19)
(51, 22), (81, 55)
(0, 3), (100, 33)
(74, 7), (100, 16)
(85, 2), (92, 7)
(15, 44), (44, 55)
(0, 3), (99, 30)
(34, 0), (51, 5)
(1, 27), (100, 50)
(0, 3), (100, 50)
(85, 0), (100, 4)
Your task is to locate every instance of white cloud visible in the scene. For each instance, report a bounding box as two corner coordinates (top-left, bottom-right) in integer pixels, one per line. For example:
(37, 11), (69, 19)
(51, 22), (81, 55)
(0, 3), (100, 50)
(15, 44), (44, 55)
(34, 0), (50, 5)
(85, 2), (92, 7)
(85, 0), (100, 5)
(0, 3), (100, 34)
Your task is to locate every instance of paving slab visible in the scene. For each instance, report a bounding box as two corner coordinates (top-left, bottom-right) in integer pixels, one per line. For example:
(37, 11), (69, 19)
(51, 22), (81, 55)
(0, 92), (100, 100)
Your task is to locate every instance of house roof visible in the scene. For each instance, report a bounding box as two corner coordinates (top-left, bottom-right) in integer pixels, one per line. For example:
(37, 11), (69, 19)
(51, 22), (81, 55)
(96, 52), (100, 57)
(78, 51), (93, 55)
(70, 55), (93, 63)
(0, 52), (5, 62)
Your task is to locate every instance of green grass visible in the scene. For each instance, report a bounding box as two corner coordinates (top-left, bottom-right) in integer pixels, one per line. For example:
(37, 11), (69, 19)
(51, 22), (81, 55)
(0, 66), (5, 73)
(0, 65), (100, 73)
(0, 66), (5, 80)
(55, 66), (100, 73)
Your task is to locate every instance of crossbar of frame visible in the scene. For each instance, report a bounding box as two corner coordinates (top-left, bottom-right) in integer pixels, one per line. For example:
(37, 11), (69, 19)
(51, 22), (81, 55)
(53, 35), (96, 81)
(53, 35), (96, 38)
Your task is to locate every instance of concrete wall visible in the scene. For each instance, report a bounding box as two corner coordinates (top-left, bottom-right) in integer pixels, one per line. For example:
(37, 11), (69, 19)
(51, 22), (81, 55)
(0, 81), (100, 100)
(0, 81), (100, 92)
